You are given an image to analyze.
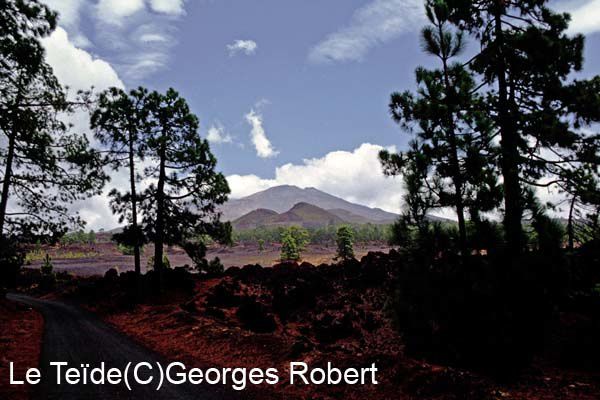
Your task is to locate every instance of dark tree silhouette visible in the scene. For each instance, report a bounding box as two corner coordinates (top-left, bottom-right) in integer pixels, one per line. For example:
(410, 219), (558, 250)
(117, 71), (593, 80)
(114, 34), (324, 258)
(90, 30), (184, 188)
(140, 89), (231, 287)
(91, 87), (150, 276)
(381, 0), (501, 256)
(445, 0), (600, 254)
(0, 0), (106, 240)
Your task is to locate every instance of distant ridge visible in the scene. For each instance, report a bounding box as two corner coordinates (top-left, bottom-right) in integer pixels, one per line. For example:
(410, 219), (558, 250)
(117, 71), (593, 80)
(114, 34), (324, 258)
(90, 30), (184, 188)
(233, 202), (349, 229)
(221, 185), (398, 223)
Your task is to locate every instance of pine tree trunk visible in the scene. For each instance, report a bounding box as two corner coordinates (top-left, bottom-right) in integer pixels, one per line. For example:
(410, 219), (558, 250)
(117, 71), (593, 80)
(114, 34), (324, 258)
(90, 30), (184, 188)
(494, 5), (523, 255)
(439, 27), (468, 258)
(128, 132), (141, 276)
(0, 129), (17, 237)
(568, 196), (576, 251)
(153, 135), (167, 291)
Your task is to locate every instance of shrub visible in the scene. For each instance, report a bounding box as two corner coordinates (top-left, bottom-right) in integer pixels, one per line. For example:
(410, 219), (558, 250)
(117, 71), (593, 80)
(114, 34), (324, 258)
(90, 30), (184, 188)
(206, 257), (224, 275)
(146, 255), (171, 271)
(40, 254), (54, 275)
(117, 243), (137, 256)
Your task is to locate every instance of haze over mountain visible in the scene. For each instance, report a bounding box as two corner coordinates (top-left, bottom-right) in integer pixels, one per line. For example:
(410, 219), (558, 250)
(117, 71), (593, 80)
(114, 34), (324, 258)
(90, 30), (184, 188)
(221, 185), (399, 224)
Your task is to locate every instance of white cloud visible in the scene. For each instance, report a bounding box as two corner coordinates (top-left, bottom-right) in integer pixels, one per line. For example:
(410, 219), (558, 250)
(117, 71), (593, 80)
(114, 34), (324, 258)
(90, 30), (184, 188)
(245, 110), (279, 158)
(121, 51), (169, 79)
(207, 124), (233, 144)
(43, 28), (126, 231)
(43, 0), (84, 28)
(139, 32), (169, 43)
(227, 143), (404, 213)
(149, 0), (186, 15)
(42, 27), (124, 91)
(562, 0), (600, 34)
(227, 39), (258, 56)
(309, 0), (424, 64)
(96, 0), (145, 25)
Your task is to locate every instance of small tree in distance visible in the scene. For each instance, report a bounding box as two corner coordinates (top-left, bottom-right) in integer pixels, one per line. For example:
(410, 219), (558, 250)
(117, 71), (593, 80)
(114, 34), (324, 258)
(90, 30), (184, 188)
(279, 226), (310, 262)
(280, 231), (299, 262)
(336, 226), (355, 261)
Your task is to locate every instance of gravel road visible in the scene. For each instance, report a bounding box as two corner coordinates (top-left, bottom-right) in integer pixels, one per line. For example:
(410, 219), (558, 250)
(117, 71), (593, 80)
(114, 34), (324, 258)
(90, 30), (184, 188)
(7, 294), (249, 400)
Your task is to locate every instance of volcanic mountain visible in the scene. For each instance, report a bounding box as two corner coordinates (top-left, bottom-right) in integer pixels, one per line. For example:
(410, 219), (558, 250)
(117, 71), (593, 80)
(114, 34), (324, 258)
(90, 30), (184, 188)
(232, 202), (346, 229)
(223, 185), (399, 229)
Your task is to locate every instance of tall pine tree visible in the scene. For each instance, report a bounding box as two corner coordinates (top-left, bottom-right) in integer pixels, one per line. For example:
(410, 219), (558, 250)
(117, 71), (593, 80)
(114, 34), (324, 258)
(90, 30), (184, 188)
(446, 0), (600, 254)
(91, 87), (150, 276)
(0, 0), (106, 239)
(381, 0), (501, 256)
(140, 89), (231, 286)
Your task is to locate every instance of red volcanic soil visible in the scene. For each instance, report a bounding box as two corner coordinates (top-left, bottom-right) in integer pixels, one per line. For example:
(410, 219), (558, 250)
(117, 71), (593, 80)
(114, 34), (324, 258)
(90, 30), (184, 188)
(0, 298), (44, 400)
(93, 258), (600, 400)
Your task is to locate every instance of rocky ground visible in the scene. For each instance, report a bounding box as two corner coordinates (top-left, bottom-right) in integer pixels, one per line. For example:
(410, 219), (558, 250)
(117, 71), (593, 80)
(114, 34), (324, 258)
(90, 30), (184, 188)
(61, 251), (600, 400)
(0, 298), (44, 400)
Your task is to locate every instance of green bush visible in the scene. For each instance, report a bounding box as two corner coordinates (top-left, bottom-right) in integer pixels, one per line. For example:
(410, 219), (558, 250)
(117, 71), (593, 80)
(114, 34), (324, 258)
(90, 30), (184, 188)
(117, 243), (137, 256)
(280, 231), (300, 262)
(60, 230), (97, 246)
(146, 255), (171, 271)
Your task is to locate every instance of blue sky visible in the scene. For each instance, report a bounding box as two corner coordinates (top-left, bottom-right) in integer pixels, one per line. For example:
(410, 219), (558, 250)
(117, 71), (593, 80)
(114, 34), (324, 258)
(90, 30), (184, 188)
(39, 0), (600, 229)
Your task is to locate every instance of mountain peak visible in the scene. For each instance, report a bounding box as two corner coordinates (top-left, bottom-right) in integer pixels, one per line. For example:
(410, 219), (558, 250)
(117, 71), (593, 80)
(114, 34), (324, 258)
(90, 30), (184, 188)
(221, 185), (398, 223)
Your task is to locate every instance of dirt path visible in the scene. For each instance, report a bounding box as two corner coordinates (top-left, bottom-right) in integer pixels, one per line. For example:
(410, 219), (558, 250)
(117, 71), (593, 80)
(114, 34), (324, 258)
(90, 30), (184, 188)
(7, 294), (250, 400)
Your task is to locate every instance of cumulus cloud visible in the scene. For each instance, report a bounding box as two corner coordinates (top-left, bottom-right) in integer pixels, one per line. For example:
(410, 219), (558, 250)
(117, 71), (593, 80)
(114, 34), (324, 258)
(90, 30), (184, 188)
(149, 0), (186, 15)
(227, 39), (258, 56)
(207, 123), (233, 145)
(561, 0), (600, 34)
(42, 27), (124, 91)
(43, 28), (125, 230)
(44, 0), (84, 28)
(309, 0), (425, 64)
(227, 143), (404, 213)
(245, 110), (279, 158)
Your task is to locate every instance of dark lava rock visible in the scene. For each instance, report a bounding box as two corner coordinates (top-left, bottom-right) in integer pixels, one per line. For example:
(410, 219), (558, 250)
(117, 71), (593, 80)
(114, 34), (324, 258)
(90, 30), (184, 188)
(237, 264), (267, 284)
(289, 336), (314, 358)
(206, 280), (241, 308)
(205, 306), (226, 320)
(313, 312), (355, 343)
(104, 268), (119, 283)
(180, 300), (197, 314)
(236, 296), (277, 333)
(224, 266), (241, 277)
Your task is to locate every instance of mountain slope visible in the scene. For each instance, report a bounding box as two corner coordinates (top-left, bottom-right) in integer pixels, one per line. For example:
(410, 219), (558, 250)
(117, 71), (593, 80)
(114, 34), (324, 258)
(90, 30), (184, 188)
(222, 185), (398, 223)
(232, 208), (278, 230)
(232, 203), (344, 229)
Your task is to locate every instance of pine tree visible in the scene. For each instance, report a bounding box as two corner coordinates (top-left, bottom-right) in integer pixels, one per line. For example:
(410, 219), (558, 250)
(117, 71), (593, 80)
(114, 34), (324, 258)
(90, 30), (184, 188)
(0, 0), (106, 240)
(381, 0), (501, 257)
(140, 89), (231, 287)
(445, 0), (600, 254)
(280, 231), (300, 262)
(91, 87), (149, 276)
(336, 225), (355, 261)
